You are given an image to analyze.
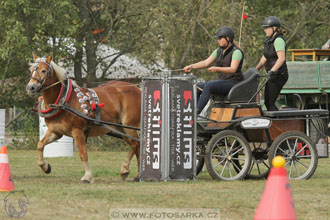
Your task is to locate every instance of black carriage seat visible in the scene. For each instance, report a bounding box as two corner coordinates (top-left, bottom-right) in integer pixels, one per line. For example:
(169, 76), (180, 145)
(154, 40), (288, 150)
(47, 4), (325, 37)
(212, 68), (260, 103)
(263, 109), (329, 119)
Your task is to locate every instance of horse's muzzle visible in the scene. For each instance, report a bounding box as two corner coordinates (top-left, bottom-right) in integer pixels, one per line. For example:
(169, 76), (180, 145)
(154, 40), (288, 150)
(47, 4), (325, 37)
(26, 83), (41, 95)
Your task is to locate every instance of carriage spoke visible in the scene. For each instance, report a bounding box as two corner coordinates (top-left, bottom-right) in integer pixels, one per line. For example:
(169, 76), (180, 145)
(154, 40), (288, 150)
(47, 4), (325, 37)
(231, 157), (246, 161)
(213, 161), (223, 169)
(289, 160), (293, 178)
(296, 159), (309, 169)
(293, 161), (301, 177)
(256, 162), (261, 175)
(231, 160), (242, 172)
(230, 146), (244, 157)
(296, 155), (312, 159)
(257, 142), (262, 148)
(295, 144), (308, 157)
(293, 138), (298, 153)
(220, 160), (228, 176)
(224, 138), (229, 154)
(212, 155), (226, 159)
(277, 146), (287, 154)
(228, 162), (232, 178)
(262, 161), (270, 169)
(286, 139), (293, 154)
(248, 161), (254, 173)
(228, 139), (237, 154)
(215, 144), (226, 156)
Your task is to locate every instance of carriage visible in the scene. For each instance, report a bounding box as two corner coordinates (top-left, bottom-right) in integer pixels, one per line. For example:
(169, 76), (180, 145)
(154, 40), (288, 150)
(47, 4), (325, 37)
(27, 53), (329, 182)
(195, 68), (329, 181)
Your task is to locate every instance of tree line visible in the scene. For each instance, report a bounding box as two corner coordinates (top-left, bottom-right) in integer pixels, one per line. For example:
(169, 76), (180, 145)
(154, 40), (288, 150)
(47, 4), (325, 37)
(0, 0), (328, 119)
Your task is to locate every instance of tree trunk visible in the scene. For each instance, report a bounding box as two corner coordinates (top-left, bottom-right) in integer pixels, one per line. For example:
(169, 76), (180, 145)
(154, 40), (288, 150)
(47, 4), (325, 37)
(74, 35), (83, 87)
(75, 0), (98, 87)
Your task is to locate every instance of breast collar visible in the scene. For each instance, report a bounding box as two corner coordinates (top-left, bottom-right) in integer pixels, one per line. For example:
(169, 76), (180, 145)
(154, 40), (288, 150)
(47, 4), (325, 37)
(38, 79), (73, 119)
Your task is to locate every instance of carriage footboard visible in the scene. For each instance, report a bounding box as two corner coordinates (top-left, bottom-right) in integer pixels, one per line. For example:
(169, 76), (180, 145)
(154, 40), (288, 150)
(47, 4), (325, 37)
(262, 109), (329, 119)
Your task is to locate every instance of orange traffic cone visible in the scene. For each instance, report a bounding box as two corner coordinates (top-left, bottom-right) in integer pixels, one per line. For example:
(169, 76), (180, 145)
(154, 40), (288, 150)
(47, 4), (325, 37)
(254, 156), (297, 220)
(0, 146), (14, 191)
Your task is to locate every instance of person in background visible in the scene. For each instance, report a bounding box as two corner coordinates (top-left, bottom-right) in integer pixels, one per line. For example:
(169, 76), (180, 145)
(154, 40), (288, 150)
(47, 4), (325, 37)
(184, 26), (244, 114)
(256, 16), (288, 111)
(321, 39), (330, 61)
(321, 39), (330, 49)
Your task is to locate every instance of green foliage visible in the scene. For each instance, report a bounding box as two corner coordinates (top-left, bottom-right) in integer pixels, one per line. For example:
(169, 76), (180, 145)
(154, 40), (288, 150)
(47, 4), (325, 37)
(0, 0), (329, 146)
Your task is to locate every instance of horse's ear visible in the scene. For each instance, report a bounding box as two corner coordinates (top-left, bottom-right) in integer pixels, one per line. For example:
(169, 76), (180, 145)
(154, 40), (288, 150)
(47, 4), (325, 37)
(32, 53), (38, 62)
(46, 52), (53, 64)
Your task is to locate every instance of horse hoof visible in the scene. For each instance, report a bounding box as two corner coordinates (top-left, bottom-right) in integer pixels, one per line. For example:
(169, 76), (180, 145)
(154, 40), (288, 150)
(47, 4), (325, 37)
(45, 164), (51, 174)
(81, 179), (91, 184)
(120, 173), (129, 181)
(133, 176), (140, 182)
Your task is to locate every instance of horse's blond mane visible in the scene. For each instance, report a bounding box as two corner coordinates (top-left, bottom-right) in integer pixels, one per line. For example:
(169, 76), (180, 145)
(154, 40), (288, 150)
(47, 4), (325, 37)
(50, 61), (67, 81)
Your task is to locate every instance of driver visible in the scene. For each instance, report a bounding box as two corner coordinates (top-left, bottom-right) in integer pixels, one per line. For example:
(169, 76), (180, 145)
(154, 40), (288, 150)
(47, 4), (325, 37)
(184, 26), (244, 114)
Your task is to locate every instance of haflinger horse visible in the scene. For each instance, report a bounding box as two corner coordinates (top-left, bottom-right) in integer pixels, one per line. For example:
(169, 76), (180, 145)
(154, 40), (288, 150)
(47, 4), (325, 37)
(26, 53), (141, 183)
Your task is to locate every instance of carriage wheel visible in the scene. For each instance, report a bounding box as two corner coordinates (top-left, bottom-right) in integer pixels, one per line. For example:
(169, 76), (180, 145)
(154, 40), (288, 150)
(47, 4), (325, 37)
(268, 131), (318, 180)
(196, 144), (205, 175)
(246, 142), (270, 179)
(205, 130), (252, 181)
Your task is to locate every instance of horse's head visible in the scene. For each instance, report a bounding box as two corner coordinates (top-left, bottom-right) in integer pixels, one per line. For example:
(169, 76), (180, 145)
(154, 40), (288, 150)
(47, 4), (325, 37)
(26, 53), (56, 95)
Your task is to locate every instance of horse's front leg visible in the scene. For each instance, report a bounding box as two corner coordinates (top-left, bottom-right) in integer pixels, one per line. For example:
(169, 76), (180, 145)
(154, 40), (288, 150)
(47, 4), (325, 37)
(72, 129), (93, 183)
(38, 130), (62, 174)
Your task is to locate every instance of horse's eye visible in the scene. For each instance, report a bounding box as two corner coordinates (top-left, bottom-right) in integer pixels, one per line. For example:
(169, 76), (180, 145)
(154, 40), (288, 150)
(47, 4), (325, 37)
(41, 70), (47, 74)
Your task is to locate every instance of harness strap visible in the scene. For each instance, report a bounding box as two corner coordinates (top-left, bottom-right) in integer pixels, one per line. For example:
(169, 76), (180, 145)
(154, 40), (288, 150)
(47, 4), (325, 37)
(50, 103), (139, 130)
(88, 89), (102, 125)
(38, 79), (73, 118)
(49, 103), (140, 141)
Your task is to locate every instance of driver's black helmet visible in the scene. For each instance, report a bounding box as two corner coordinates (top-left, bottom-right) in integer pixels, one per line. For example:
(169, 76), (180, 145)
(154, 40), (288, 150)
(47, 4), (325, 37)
(213, 26), (235, 40)
(262, 16), (281, 28)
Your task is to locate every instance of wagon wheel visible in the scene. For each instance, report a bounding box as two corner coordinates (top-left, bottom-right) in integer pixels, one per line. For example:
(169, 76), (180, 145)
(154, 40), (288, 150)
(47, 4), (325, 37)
(268, 131), (318, 180)
(205, 130), (252, 181)
(245, 142), (270, 179)
(196, 144), (205, 175)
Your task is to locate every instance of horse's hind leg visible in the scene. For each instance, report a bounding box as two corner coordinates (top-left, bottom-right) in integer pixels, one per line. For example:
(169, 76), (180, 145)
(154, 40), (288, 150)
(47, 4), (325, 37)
(120, 147), (134, 180)
(38, 130), (62, 174)
(121, 132), (140, 181)
(133, 141), (140, 181)
(72, 129), (93, 183)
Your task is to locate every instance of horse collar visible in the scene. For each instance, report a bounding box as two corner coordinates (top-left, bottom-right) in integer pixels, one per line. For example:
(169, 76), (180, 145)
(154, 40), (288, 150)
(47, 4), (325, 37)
(38, 79), (73, 119)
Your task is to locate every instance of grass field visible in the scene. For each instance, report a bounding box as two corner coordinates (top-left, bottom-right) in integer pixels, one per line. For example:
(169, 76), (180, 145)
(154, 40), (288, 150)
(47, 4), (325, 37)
(0, 150), (329, 220)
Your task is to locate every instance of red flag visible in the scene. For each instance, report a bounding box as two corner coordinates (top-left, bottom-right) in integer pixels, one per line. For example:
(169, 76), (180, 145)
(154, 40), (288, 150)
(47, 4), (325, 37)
(242, 13), (247, 20)
(92, 28), (104, 35)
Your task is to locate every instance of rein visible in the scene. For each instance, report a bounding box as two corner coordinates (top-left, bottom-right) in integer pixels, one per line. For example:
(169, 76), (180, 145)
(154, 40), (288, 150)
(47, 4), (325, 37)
(42, 80), (64, 91)
(67, 68), (185, 86)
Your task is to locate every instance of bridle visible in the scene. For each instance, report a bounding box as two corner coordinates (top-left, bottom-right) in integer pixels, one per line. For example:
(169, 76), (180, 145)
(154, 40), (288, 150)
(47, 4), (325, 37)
(30, 61), (63, 92)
